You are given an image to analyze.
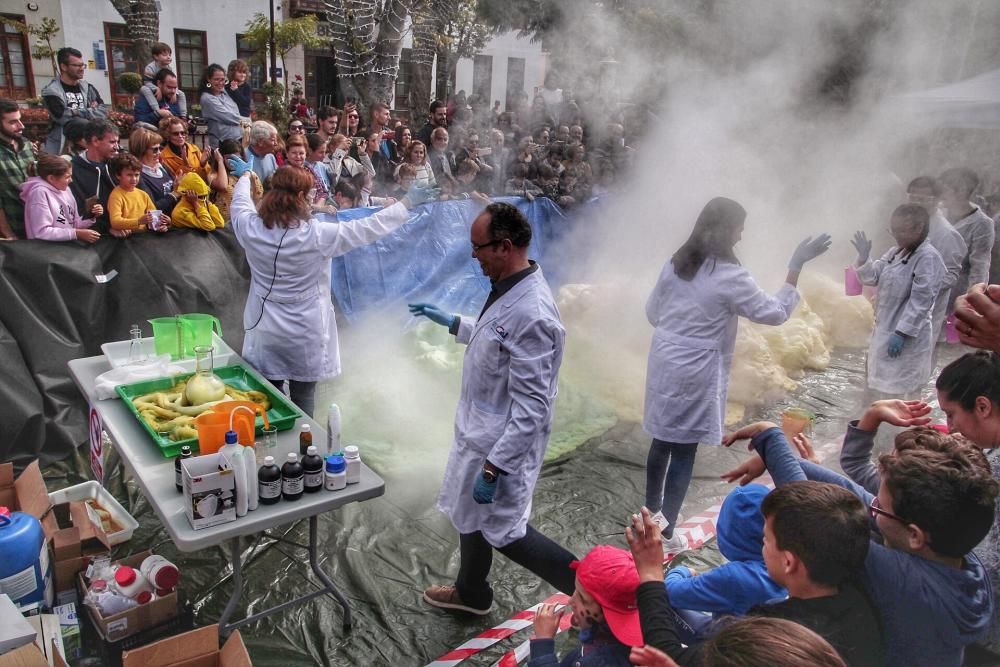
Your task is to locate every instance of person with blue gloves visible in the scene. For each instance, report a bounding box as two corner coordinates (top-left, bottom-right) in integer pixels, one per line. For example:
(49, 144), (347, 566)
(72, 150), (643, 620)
(852, 204), (946, 397)
(643, 196), (831, 554)
(227, 156), (436, 417)
(409, 202), (577, 616)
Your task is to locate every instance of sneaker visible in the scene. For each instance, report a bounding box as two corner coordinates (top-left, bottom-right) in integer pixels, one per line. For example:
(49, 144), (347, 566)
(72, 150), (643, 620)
(662, 531), (690, 554)
(650, 511), (669, 531)
(423, 584), (492, 615)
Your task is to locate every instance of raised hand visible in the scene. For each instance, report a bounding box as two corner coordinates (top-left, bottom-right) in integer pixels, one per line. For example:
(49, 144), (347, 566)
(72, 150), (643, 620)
(721, 455), (766, 486)
(625, 507), (666, 582)
(788, 233), (832, 271)
(851, 230), (872, 265)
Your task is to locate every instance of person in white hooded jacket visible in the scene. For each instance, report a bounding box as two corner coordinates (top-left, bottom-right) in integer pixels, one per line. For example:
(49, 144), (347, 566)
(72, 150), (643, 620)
(20, 154), (99, 243)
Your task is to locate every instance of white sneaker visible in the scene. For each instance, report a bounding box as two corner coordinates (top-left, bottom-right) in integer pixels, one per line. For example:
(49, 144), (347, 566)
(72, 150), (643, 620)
(650, 511), (669, 531)
(661, 531), (689, 554)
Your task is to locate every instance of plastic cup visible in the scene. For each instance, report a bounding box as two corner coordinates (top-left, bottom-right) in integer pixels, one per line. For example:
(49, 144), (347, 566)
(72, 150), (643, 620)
(945, 315), (960, 344)
(844, 266), (863, 296)
(180, 313), (223, 358)
(781, 407), (815, 440)
(149, 210), (163, 231)
(148, 317), (183, 360)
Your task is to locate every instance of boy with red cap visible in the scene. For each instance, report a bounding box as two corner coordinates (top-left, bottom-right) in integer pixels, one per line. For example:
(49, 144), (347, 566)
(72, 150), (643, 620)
(528, 545), (644, 666)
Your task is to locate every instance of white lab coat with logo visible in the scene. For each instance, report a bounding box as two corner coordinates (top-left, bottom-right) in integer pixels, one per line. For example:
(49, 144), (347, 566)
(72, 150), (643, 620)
(436, 267), (564, 547)
(857, 241), (946, 395)
(643, 260), (799, 446)
(229, 174), (409, 381)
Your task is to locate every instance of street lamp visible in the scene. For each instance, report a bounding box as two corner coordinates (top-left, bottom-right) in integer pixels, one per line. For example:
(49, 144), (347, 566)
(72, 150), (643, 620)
(269, 0), (278, 85)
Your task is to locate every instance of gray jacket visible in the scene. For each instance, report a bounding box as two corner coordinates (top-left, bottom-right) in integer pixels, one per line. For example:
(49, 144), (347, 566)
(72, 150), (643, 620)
(41, 78), (108, 154)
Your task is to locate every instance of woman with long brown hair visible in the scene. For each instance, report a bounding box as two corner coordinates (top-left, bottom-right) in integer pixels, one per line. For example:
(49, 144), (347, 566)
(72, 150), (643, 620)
(642, 197), (830, 553)
(226, 158), (436, 416)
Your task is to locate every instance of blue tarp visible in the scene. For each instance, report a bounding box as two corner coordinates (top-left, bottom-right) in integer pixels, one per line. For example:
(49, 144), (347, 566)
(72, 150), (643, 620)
(329, 197), (577, 321)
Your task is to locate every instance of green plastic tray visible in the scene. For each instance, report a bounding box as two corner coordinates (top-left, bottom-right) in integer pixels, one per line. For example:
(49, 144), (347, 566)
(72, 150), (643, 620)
(115, 363), (303, 458)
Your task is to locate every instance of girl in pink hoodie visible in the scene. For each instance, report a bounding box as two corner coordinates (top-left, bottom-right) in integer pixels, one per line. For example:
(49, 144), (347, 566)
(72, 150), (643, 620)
(20, 154), (100, 243)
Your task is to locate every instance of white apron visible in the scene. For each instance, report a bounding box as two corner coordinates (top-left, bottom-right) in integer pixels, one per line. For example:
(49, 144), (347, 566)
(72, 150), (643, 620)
(857, 241), (946, 394)
(643, 260), (799, 445)
(436, 268), (564, 547)
(229, 175), (410, 381)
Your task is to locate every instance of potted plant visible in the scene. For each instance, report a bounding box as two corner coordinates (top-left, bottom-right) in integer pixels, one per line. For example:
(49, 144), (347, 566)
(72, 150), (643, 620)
(116, 72), (143, 108)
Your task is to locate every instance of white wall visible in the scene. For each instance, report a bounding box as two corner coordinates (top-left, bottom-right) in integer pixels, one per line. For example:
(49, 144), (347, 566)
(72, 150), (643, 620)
(454, 31), (547, 110)
(57, 0), (269, 103)
(12, 0), (67, 97)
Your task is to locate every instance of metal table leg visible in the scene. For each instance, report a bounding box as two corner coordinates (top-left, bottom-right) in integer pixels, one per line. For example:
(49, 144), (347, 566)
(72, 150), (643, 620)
(216, 517), (353, 636)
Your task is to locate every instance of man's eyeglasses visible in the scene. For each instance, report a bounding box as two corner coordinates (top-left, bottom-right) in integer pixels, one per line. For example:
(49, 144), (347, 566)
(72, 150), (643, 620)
(869, 496), (908, 524)
(170, 131), (187, 137)
(471, 239), (504, 252)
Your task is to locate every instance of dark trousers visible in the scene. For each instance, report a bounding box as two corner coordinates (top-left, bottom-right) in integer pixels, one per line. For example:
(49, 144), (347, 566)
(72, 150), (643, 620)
(455, 525), (577, 608)
(266, 378), (317, 418)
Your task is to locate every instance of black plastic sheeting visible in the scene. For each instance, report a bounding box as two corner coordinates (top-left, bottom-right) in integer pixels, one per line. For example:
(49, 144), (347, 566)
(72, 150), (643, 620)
(0, 231), (250, 467)
(42, 346), (942, 667)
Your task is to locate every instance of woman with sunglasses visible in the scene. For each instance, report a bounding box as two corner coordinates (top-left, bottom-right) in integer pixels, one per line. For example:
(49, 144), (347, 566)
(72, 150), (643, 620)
(159, 116), (208, 181)
(129, 127), (179, 219)
(200, 63), (243, 148)
(224, 158), (437, 417)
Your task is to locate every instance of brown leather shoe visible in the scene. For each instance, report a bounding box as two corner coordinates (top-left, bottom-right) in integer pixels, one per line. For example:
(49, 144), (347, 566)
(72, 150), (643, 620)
(422, 584), (492, 615)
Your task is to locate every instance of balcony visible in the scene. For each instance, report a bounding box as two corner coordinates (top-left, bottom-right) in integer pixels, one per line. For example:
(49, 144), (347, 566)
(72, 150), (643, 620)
(287, 0), (328, 17)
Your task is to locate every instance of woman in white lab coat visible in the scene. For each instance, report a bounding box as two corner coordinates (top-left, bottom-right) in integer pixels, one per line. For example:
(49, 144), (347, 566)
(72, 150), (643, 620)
(643, 197), (830, 551)
(852, 203), (946, 396)
(226, 159), (433, 416)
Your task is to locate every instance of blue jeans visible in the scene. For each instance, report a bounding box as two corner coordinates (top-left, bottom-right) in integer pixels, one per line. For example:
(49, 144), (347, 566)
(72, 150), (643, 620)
(645, 439), (698, 537)
(266, 378), (317, 418)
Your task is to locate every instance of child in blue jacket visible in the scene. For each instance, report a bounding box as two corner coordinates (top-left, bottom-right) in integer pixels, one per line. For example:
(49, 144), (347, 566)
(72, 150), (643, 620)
(665, 483), (786, 641)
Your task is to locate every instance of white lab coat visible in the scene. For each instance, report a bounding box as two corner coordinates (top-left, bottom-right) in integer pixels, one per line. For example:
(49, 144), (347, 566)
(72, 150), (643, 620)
(926, 210), (967, 342)
(949, 207), (995, 308)
(436, 267), (564, 547)
(229, 174), (409, 381)
(643, 260), (799, 446)
(857, 241), (946, 394)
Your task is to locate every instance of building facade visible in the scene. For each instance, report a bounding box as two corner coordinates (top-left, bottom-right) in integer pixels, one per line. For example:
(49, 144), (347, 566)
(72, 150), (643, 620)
(7, 0), (544, 114)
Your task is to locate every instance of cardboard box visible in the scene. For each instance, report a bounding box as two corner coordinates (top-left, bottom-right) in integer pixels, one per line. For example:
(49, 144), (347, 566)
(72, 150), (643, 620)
(0, 462), (54, 609)
(0, 640), (66, 667)
(0, 595), (36, 655)
(51, 605), (78, 661)
(122, 624), (251, 667)
(49, 499), (110, 594)
(182, 455), (237, 530)
(24, 615), (62, 667)
(78, 551), (178, 643)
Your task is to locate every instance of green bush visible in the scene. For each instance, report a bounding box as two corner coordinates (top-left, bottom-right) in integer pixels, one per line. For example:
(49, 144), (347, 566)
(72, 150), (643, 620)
(116, 72), (144, 95)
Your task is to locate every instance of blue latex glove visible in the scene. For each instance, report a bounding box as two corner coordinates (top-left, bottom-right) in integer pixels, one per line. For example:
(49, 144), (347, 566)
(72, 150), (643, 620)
(472, 471), (497, 504)
(788, 233), (833, 271)
(851, 230), (872, 265)
(402, 183), (440, 208)
(408, 302), (457, 329)
(888, 332), (906, 358)
(227, 156), (251, 177)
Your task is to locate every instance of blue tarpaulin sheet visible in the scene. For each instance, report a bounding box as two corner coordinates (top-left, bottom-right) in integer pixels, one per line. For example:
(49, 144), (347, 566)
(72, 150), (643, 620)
(329, 196), (575, 320)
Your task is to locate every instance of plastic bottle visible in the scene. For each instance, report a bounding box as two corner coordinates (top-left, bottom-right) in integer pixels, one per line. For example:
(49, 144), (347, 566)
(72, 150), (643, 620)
(219, 431), (249, 517)
(258, 456), (281, 505)
(302, 446), (324, 493)
(0, 506), (46, 607)
(343, 445), (361, 484)
(139, 555), (180, 591)
(281, 452), (304, 501)
(86, 579), (137, 616)
(112, 566), (152, 603)
(175, 445), (192, 492)
(241, 444), (259, 511)
(327, 403), (341, 455)
(298, 423), (313, 457)
(325, 455), (346, 491)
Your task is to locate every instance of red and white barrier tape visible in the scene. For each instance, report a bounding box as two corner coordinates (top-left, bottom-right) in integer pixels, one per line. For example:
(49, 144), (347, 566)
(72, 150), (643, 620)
(427, 437), (840, 666)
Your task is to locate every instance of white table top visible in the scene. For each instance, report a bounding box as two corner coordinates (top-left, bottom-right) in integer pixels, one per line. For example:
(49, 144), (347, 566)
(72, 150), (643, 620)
(68, 354), (385, 552)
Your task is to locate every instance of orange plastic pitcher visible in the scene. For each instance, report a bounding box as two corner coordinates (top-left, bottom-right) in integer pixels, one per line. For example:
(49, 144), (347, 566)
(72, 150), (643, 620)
(195, 401), (270, 455)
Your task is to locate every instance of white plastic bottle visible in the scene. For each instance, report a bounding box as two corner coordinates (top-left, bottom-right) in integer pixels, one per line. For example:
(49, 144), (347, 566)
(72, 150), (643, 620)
(219, 431), (249, 517)
(327, 403), (341, 455)
(343, 445), (361, 484)
(112, 566), (152, 603)
(139, 555), (180, 591)
(242, 445), (259, 511)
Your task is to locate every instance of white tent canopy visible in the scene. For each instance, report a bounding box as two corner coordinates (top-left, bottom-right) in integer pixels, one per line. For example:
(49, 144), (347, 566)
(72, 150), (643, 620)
(890, 68), (1000, 129)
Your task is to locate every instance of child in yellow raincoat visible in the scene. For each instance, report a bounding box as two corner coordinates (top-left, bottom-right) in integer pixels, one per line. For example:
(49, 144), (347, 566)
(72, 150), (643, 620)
(171, 172), (225, 231)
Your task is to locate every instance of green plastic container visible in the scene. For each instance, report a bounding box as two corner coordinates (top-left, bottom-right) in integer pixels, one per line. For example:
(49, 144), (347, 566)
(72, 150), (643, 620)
(115, 363), (303, 458)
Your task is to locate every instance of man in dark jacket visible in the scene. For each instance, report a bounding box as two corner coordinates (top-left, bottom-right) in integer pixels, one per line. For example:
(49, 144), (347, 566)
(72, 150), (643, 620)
(70, 120), (118, 233)
(42, 47), (107, 154)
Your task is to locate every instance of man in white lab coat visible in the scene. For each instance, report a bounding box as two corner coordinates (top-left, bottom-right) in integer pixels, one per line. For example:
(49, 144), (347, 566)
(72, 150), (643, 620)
(409, 203), (577, 615)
